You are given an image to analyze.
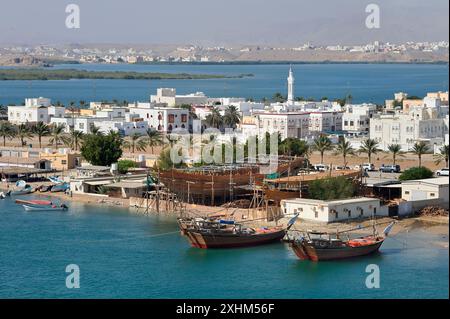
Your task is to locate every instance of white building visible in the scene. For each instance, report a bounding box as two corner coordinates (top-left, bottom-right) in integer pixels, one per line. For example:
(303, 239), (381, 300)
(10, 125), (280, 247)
(370, 106), (447, 151)
(150, 88), (208, 107)
(281, 197), (388, 223)
(128, 103), (189, 132)
(342, 103), (377, 134)
(401, 177), (449, 207)
(253, 112), (310, 140)
(8, 98), (65, 124)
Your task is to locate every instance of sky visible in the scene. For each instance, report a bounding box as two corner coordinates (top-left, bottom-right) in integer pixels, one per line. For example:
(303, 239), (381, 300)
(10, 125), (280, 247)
(0, 0), (448, 45)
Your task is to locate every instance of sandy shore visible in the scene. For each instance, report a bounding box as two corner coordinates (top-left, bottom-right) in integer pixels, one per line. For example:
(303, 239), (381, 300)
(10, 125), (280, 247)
(2, 181), (448, 238)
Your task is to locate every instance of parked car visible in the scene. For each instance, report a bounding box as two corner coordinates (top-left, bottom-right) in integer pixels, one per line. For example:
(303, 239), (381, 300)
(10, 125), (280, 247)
(362, 163), (375, 171)
(379, 164), (401, 173)
(436, 168), (449, 176)
(335, 166), (351, 171)
(313, 164), (329, 172)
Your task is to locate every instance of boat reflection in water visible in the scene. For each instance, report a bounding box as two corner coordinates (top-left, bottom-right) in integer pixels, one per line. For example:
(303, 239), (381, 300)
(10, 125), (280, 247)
(178, 214), (298, 249)
(287, 222), (395, 262)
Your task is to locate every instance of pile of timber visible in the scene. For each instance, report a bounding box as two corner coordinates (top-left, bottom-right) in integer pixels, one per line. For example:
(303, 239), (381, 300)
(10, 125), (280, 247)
(417, 206), (449, 217)
(221, 199), (251, 209)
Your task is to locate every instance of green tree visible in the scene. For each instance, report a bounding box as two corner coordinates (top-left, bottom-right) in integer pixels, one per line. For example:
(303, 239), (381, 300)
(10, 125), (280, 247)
(308, 176), (356, 200)
(157, 148), (185, 170)
(334, 138), (355, 167)
(118, 159), (138, 174)
(272, 92), (285, 103)
(49, 124), (69, 149)
(0, 121), (15, 147)
(434, 144), (449, 167)
(358, 138), (381, 164)
(124, 133), (147, 153)
(205, 107), (223, 129)
(313, 135), (333, 164)
(279, 138), (309, 157)
(410, 141), (430, 167)
(223, 105), (241, 128)
(69, 130), (84, 151)
(143, 129), (163, 154)
(387, 144), (404, 165)
(399, 167), (433, 181)
(32, 122), (50, 148)
(81, 131), (123, 166)
(16, 124), (33, 146)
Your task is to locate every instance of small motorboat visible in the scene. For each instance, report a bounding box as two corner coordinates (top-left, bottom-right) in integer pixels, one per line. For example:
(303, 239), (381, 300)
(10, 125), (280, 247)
(48, 176), (64, 184)
(15, 199), (53, 206)
(22, 204), (69, 212)
(10, 186), (34, 196)
(50, 183), (69, 193)
(0, 192), (6, 199)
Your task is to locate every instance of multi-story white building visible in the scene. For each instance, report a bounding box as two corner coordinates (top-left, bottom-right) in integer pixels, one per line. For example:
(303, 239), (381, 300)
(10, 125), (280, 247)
(252, 112), (310, 140)
(150, 88), (208, 107)
(370, 106), (447, 151)
(342, 103), (377, 134)
(8, 98), (65, 124)
(128, 102), (189, 132)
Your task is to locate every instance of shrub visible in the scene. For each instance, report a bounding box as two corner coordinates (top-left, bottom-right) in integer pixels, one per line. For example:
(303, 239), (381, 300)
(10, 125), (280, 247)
(399, 166), (433, 181)
(118, 160), (138, 174)
(308, 176), (356, 201)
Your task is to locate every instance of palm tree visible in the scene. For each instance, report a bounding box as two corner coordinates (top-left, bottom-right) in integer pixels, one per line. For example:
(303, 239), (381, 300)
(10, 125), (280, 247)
(410, 141), (430, 167)
(32, 122), (50, 149)
(49, 124), (69, 149)
(0, 121), (15, 147)
(387, 144), (404, 165)
(313, 134), (333, 164)
(358, 138), (381, 164)
(144, 129), (163, 154)
(434, 145), (449, 167)
(69, 130), (84, 151)
(334, 138), (355, 167)
(205, 107), (223, 129)
(90, 125), (103, 135)
(124, 133), (147, 153)
(16, 124), (33, 146)
(223, 105), (241, 129)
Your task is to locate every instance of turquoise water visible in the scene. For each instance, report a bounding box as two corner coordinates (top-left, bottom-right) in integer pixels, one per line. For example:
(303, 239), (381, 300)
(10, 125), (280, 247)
(0, 63), (448, 105)
(0, 196), (448, 298)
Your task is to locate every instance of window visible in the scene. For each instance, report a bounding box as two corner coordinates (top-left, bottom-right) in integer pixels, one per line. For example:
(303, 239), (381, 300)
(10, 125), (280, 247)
(181, 114), (187, 122)
(348, 211), (351, 218)
(405, 191), (410, 195)
(61, 160), (67, 165)
(430, 193), (436, 197)
(314, 211), (318, 219)
(168, 114), (175, 123)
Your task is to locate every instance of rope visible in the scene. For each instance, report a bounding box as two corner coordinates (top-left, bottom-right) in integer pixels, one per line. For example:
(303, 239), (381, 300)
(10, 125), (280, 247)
(74, 230), (180, 244)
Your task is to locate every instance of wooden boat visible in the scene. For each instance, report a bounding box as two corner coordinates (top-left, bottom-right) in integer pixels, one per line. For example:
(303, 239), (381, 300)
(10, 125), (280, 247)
(15, 199), (53, 206)
(179, 214), (298, 249)
(22, 204), (68, 212)
(288, 222), (395, 262)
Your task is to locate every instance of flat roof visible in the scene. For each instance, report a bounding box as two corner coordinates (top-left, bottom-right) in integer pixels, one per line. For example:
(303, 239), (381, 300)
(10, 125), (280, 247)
(104, 181), (146, 189)
(402, 177), (449, 186)
(282, 197), (380, 205)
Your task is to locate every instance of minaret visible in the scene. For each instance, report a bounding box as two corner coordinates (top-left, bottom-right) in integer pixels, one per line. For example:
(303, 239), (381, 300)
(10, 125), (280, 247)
(287, 66), (295, 103)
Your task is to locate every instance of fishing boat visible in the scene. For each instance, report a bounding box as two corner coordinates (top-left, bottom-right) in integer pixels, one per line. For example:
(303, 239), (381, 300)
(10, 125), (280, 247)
(22, 204), (69, 212)
(50, 183), (69, 193)
(0, 192), (6, 199)
(179, 214), (298, 249)
(9, 186), (33, 196)
(15, 199), (53, 206)
(48, 176), (64, 184)
(288, 222), (395, 262)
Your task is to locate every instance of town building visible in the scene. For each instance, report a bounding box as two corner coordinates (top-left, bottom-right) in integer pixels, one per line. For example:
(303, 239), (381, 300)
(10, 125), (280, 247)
(342, 104), (377, 134)
(150, 88), (208, 107)
(128, 102), (189, 132)
(401, 177), (449, 206)
(8, 97), (65, 124)
(281, 197), (388, 223)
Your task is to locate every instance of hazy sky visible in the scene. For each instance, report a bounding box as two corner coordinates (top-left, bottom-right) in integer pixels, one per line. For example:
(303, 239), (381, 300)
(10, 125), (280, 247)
(0, 0), (448, 45)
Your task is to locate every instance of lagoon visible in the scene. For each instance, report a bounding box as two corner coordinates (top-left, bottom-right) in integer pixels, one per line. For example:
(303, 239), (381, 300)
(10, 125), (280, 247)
(0, 196), (448, 298)
(0, 63), (448, 106)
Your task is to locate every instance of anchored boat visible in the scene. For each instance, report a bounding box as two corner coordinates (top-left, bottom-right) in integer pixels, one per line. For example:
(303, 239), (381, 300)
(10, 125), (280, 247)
(178, 214), (298, 249)
(288, 222), (395, 261)
(22, 204), (69, 212)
